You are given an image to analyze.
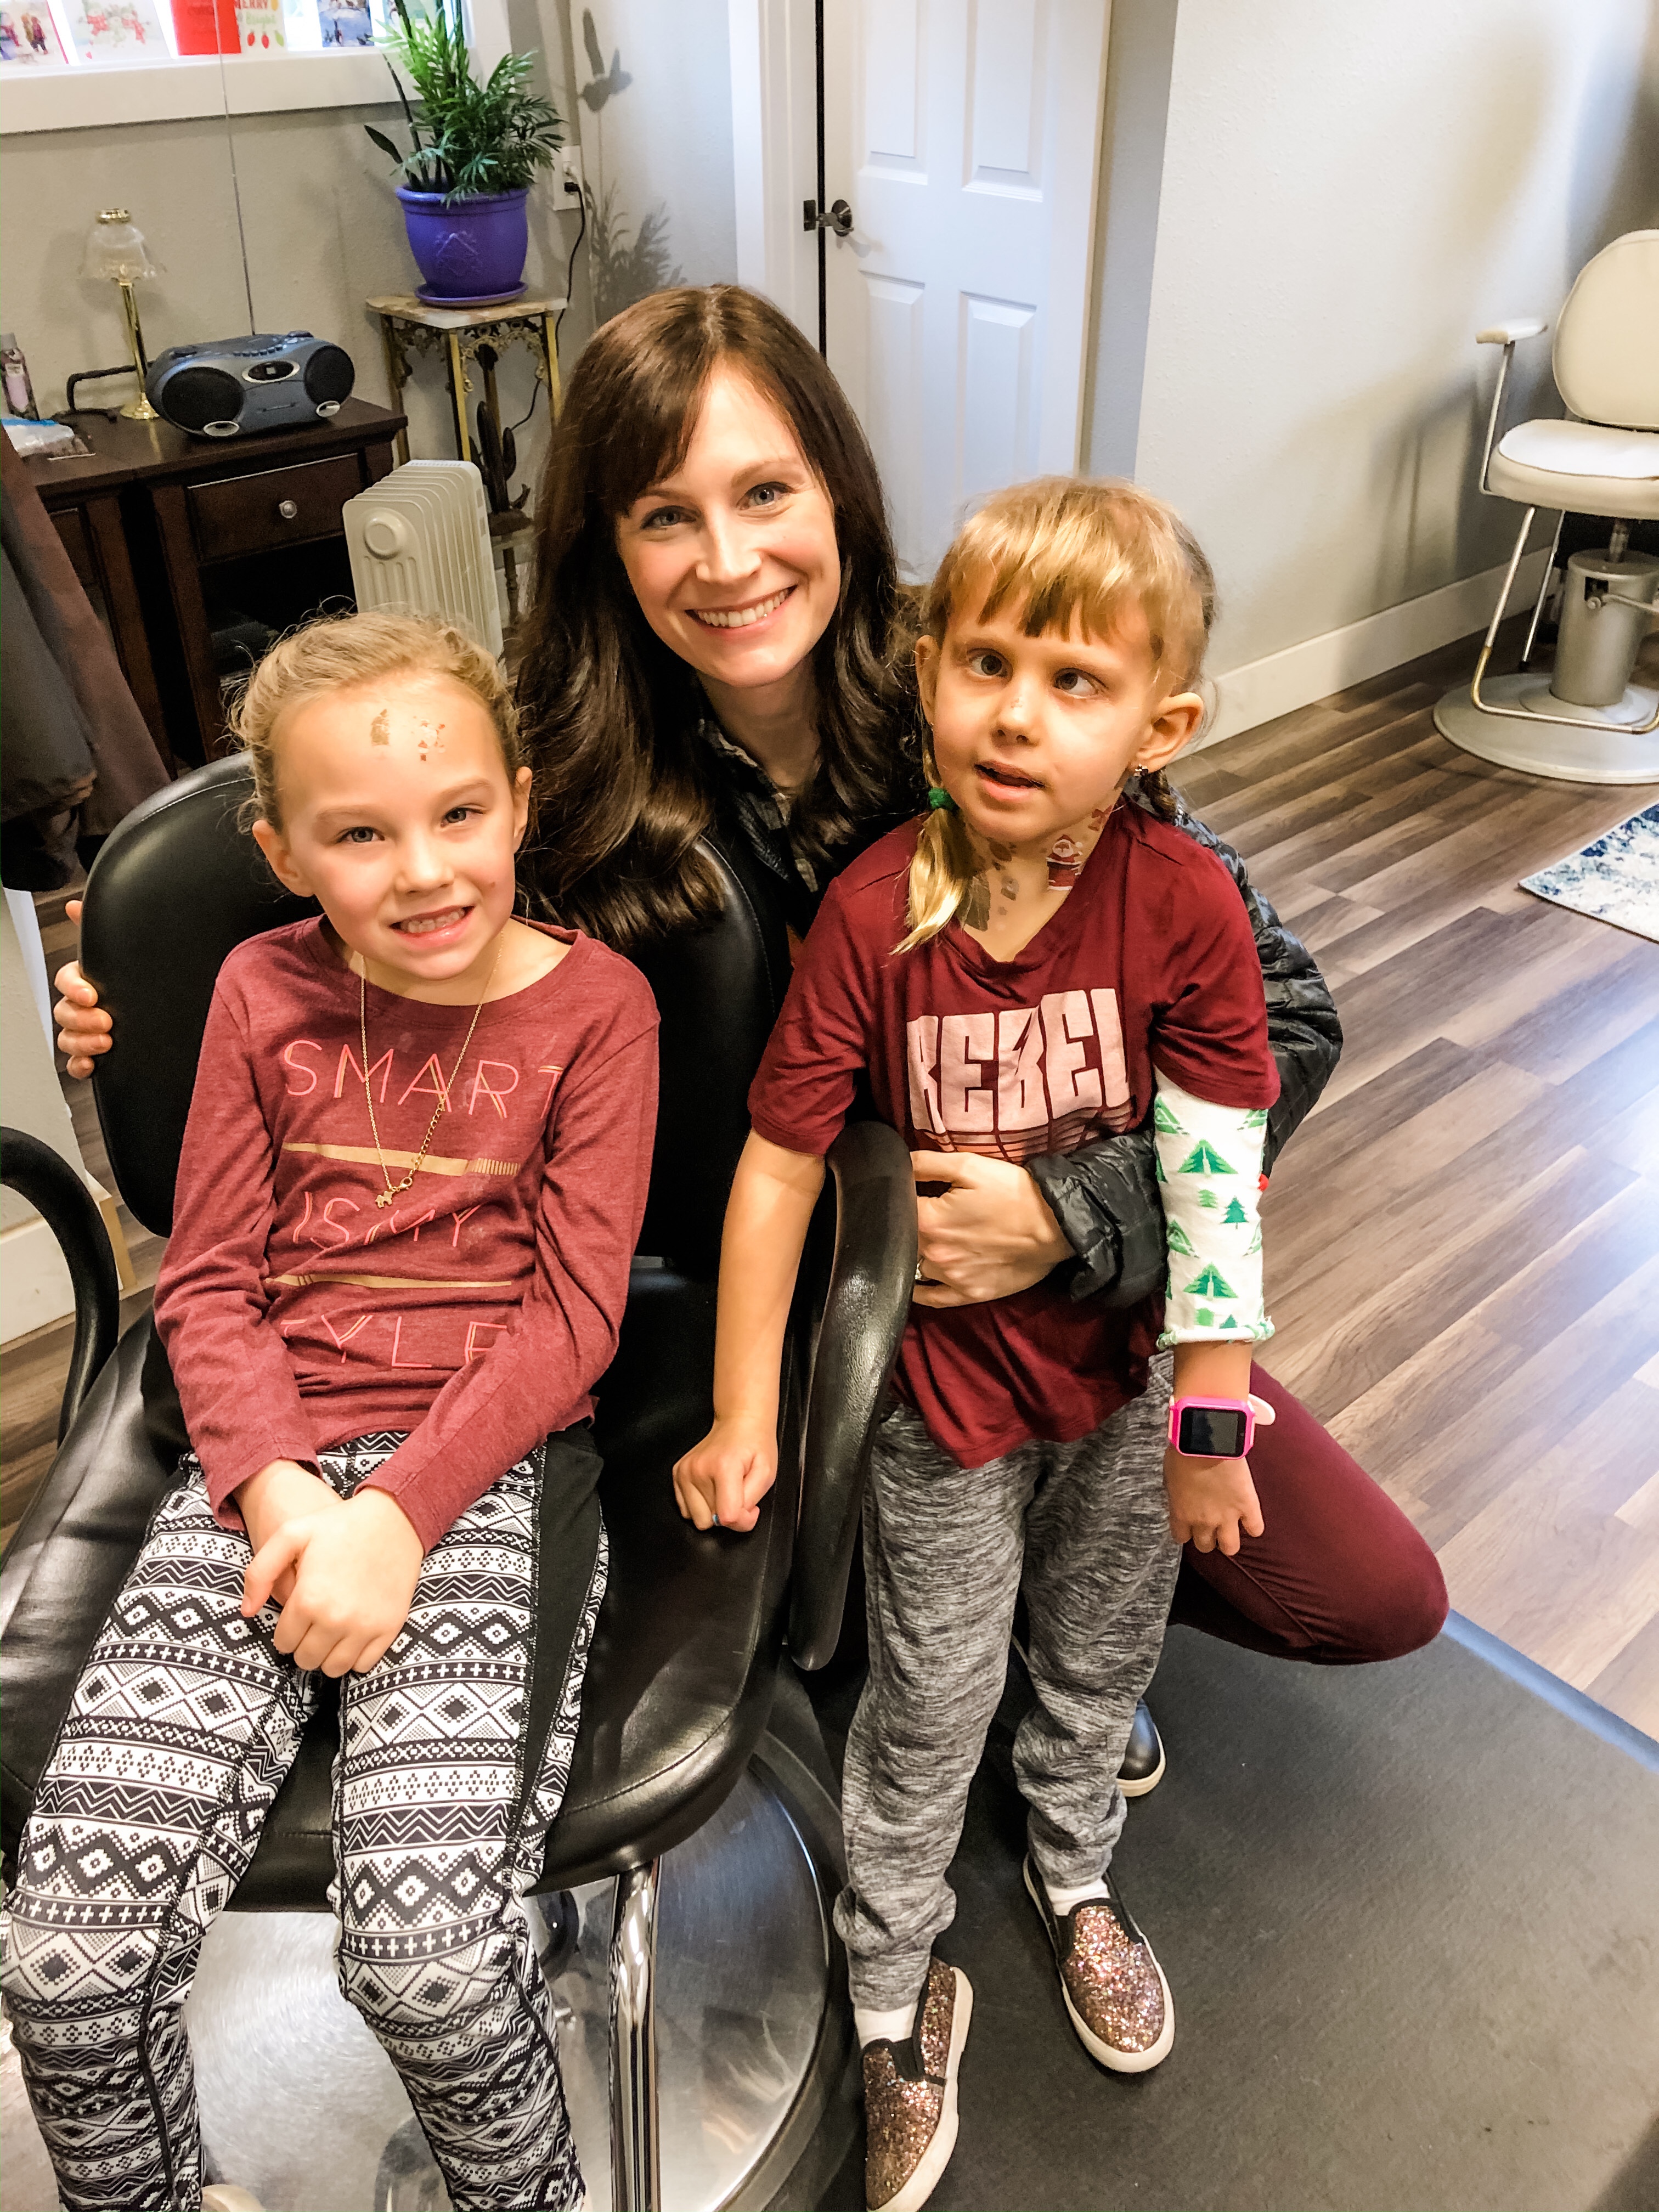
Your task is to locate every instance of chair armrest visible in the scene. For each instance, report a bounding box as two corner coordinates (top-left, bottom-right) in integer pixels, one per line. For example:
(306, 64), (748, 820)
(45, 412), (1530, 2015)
(1, 1127), (120, 1440)
(788, 1122), (917, 1670)
(1476, 320), (1551, 495)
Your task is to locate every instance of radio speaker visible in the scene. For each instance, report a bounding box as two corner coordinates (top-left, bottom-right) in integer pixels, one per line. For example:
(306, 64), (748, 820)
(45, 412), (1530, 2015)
(160, 364), (244, 436)
(146, 332), (357, 439)
(303, 343), (354, 407)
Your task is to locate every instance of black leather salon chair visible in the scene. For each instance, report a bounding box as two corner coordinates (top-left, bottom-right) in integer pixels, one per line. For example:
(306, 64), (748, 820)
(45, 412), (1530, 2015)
(0, 757), (916, 2211)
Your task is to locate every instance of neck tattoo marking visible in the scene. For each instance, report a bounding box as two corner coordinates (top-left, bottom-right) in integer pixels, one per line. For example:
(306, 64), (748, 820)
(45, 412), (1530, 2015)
(1046, 835), (1084, 889)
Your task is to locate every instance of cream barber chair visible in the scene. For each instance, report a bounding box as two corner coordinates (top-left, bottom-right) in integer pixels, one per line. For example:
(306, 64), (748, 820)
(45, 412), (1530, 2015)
(1435, 229), (1659, 783)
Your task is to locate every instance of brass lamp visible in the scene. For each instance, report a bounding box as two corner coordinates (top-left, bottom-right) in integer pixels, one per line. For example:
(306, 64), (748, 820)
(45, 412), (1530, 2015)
(81, 209), (162, 422)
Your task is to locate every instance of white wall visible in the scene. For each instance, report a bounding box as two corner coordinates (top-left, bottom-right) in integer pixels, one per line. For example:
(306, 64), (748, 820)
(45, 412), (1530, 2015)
(1092, 0), (1659, 722)
(559, 0), (737, 323)
(0, 0), (740, 494)
(1082, 0), (1176, 483)
(0, 896), (93, 1341)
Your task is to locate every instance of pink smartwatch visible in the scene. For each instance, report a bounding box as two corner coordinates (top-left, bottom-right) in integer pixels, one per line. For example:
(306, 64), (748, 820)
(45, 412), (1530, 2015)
(1168, 1396), (1255, 1459)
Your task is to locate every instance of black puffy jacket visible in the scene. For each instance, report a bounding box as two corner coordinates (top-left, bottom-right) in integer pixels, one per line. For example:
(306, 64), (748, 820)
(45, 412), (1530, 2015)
(1026, 787), (1341, 1304)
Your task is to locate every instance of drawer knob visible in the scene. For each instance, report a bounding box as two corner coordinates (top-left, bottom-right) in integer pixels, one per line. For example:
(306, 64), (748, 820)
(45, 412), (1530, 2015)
(277, 499), (299, 520)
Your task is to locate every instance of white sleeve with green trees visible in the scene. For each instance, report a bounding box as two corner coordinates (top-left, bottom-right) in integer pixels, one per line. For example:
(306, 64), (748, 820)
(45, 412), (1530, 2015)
(1151, 1073), (1273, 1349)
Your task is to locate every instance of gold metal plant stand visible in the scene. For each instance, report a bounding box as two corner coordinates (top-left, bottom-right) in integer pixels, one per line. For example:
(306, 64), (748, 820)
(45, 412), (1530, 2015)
(366, 292), (567, 468)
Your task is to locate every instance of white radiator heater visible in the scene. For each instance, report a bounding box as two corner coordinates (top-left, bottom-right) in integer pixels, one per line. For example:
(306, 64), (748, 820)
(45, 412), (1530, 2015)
(342, 460), (504, 660)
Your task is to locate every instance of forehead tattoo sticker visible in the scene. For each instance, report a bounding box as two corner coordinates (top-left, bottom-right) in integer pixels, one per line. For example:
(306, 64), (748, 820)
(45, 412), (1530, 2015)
(369, 709), (391, 746)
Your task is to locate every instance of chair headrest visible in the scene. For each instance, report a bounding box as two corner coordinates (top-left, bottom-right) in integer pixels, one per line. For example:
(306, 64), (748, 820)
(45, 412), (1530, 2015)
(83, 757), (314, 1237)
(82, 755), (781, 1272)
(1554, 229), (1659, 432)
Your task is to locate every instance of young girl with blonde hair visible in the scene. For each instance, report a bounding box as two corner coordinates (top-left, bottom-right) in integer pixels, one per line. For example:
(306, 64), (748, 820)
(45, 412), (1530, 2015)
(676, 478), (1280, 2212)
(2, 612), (658, 2212)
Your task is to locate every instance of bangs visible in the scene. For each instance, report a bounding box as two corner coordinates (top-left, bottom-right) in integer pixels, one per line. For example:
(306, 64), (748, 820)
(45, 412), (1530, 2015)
(580, 290), (819, 523)
(583, 321), (716, 521)
(925, 476), (1214, 686)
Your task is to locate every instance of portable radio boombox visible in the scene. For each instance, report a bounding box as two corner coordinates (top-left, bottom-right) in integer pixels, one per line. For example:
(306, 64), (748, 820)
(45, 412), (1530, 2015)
(145, 332), (356, 439)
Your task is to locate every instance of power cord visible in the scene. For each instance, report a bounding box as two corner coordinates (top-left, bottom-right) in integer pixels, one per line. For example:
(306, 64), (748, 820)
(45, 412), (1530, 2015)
(506, 175), (588, 437)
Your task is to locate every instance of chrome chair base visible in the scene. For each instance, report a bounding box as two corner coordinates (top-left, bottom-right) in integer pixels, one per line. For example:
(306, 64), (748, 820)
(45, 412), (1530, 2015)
(1435, 671), (1659, 783)
(0, 1731), (855, 2212)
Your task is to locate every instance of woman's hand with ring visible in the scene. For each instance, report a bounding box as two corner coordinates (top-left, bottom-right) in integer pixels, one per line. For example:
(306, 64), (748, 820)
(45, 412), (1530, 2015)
(910, 1152), (1071, 1307)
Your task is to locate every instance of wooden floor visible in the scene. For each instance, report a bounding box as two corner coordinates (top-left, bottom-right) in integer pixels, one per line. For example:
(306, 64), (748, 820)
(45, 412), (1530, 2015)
(1179, 625), (1659, 1740)
(4, 630), (1657, 1738)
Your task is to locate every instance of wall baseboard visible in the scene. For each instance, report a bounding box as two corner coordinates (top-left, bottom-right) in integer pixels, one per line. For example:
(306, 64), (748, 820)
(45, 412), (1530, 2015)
(2, 1213), (77, 1346)
(1195, 548), (1553, 754)
(1, 1184), (134, 1350)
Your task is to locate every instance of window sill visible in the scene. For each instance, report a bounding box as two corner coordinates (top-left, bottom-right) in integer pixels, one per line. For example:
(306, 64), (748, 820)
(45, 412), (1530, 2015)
(1, 46), (400, 133)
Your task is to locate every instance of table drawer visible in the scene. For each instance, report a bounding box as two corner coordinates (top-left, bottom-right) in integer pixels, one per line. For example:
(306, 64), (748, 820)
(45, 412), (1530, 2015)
(187, 454), (363, 565)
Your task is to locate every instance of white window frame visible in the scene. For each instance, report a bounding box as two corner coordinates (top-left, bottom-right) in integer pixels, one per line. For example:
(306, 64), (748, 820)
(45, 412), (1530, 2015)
(0, 0), (506, 134)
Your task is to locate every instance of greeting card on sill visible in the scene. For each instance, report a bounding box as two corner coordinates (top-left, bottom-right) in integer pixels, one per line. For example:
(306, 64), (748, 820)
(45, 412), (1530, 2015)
(0, 5), (70, 63)
(169, 0), (235, 53)
(234, 0), (284, 50)
(64, 0), (166, 61)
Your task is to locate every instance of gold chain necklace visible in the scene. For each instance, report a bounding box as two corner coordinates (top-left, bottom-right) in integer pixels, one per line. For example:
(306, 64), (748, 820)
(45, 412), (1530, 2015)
(358, 941), (503, 1209)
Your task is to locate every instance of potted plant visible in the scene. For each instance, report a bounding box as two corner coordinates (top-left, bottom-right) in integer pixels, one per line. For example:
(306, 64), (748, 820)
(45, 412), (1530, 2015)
(367, 0), (563, 306)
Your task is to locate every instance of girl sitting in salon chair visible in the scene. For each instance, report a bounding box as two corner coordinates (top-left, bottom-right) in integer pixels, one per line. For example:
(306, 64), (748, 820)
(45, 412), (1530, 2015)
(5, 613), (657, 2212)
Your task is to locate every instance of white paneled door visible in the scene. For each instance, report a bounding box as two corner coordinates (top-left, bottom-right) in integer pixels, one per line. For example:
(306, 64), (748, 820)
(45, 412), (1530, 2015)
(815, 0), (1108, 578)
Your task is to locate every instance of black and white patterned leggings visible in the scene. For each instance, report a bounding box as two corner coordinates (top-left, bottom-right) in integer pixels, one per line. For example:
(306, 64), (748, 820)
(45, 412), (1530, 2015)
(1, 1427), (607, 2212)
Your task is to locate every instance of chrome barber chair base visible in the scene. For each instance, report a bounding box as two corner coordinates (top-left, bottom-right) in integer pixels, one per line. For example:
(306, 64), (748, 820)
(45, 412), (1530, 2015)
(1435, 672), (1659, 784)
(0, 1740), (853, 2212)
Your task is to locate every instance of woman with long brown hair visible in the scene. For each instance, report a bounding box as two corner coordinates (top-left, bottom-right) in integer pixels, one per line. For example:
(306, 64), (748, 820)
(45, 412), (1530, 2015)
(517, 283), (923, 954)
(54, 285), (1445, 1743)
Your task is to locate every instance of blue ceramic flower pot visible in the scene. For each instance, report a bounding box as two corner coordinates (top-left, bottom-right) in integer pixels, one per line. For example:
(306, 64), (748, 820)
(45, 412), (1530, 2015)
(395, 185), (529, 304)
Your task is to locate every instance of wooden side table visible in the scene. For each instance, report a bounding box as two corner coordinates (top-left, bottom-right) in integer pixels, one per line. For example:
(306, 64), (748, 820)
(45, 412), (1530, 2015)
(368, 293), (567, 467)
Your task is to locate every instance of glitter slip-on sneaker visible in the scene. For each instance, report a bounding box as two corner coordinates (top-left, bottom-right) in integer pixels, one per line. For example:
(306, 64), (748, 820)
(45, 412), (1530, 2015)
(1118, 1700), (1166, 1797)
(862, 1957), (974, 2212)
(1023, 1855), (1174, 2072)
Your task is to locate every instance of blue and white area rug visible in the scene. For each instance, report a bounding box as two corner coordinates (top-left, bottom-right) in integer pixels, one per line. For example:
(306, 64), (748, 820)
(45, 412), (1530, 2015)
(1520, 803), (1659, 944)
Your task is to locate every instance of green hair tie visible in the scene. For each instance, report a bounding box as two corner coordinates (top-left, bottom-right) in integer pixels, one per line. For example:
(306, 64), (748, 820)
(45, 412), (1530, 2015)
(927, 786), (958, 812)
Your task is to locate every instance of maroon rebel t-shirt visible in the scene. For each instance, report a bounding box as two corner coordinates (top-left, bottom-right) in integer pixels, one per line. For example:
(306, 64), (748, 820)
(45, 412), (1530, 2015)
(154, 919), (658, 1550)
(747, 804), (1278, 1469)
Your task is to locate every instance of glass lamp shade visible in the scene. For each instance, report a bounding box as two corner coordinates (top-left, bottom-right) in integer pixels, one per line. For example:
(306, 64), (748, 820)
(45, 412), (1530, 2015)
(81, 210), (162, 284)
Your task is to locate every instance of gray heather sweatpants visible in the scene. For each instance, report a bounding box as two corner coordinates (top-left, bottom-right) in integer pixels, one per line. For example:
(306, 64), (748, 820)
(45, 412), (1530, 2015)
(833, 1363), (1180, 2010)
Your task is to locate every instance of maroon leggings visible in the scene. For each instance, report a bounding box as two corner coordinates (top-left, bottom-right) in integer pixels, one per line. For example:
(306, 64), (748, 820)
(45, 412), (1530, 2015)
(1169, 1364), (1448, 1665)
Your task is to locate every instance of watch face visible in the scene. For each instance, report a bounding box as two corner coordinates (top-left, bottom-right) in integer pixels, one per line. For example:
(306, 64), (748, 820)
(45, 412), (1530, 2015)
(1177, 1403), (1248, 1458)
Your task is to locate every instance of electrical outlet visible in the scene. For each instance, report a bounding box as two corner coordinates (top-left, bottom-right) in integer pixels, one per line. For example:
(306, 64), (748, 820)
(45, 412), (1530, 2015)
(556, 146), (585, 202)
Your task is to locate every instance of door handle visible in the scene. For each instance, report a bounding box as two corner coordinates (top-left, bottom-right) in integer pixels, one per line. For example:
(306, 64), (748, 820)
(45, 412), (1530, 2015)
(802, 198), (854, 238)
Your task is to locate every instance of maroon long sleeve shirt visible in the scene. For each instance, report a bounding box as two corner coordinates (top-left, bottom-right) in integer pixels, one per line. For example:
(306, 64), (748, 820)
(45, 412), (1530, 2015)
(153, 919), (658, 1550)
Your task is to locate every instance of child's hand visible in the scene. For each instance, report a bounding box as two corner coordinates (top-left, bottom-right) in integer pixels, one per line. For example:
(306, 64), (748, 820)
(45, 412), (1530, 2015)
(242, 1487), (424, 1677)
(1162, 1443), (1265, 1554)
(672, 1417), (777, 1534)
(236, 1459), (342, 1607)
